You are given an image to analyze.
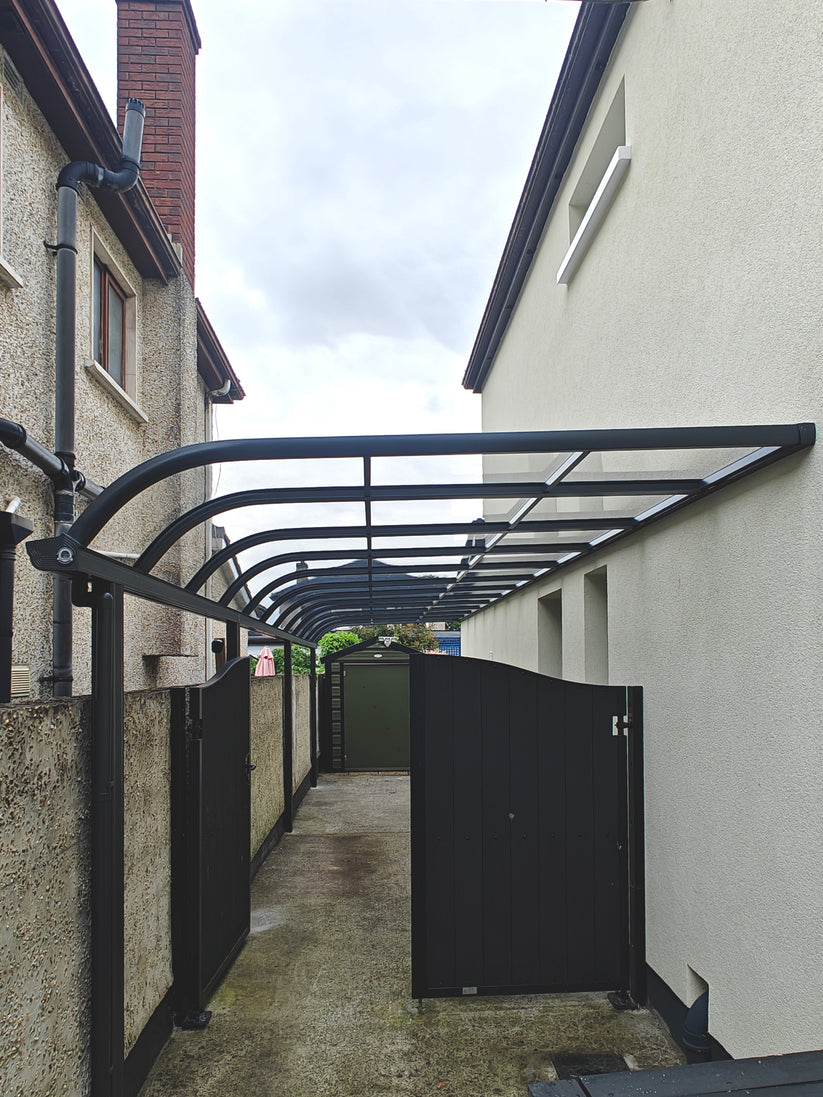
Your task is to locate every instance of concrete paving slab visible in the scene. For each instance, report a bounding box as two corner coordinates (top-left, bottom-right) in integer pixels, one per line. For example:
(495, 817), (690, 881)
(139, 775), (683, 1097)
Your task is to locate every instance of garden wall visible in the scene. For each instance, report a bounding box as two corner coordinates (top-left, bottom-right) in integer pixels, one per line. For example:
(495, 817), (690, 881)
(1, 670), (314, 1096)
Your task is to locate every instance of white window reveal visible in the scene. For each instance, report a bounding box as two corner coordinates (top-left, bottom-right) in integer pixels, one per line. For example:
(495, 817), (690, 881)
(0, 80), (24, 289)
(557, 79), (631, 286)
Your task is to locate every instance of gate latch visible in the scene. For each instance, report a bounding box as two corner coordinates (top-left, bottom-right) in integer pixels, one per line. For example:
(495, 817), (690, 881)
(245, 753), (257, 780)
(612, 714), (631, 737)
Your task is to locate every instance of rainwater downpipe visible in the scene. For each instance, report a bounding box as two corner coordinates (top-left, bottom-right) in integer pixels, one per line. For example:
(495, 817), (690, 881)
(52, 98), (145, 697)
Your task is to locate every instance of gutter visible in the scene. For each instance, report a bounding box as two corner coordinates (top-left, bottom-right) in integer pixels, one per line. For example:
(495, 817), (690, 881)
(462, 2), (632, 393)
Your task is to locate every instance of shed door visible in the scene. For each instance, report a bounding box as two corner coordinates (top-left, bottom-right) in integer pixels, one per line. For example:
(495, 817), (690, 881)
(410, 654), (643, 1000)
(344, 662), (410, 770)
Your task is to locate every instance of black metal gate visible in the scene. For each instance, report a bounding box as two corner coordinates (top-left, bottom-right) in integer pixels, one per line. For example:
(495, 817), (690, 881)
(170, 657), (251, 1023)
(410, 654), (644, 1001)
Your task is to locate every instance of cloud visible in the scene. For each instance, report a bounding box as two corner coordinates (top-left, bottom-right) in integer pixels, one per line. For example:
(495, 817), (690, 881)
(55, 0), (579, 603)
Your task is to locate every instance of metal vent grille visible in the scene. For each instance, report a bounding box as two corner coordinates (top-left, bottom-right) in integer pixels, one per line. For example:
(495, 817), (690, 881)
(3, 53), (25, 102)
(11, 665), (31, 700)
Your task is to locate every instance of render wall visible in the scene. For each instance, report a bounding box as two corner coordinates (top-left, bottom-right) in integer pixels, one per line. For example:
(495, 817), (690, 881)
(465, 0), (823, 1060)
(0, 691), (172, 1097)
(2, 680), (298, 1095)
(292, 675), (312, 793)
(250, 676), (284, 858)
(0, 46), (211, 699)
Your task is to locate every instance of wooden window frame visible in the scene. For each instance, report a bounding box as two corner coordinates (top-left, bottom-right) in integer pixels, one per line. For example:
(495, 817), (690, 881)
(93, 257), (128, 386)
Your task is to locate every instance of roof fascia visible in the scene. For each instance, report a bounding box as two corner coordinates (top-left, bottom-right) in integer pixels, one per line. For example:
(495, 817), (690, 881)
(0, 0), (181, 282)
(196, 300), (245, 401)
(462, 2), (631, 392)
(322, 637), (420, 664)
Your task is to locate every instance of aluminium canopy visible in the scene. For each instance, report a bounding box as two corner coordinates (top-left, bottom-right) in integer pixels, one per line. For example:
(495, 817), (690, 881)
(26, 423), (815, 644)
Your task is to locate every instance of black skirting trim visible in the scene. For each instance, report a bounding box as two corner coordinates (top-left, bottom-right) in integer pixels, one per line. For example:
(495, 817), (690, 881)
(646, 965), (731, 1062)
(124, 986), (174, 1097)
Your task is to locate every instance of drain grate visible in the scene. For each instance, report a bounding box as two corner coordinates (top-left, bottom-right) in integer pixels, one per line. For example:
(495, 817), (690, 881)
(551, 1053), (629, 1080)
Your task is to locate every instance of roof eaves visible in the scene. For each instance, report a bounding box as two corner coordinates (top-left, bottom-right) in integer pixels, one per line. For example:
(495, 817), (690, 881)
(0, 0), (181, 282)
(462, 2), (632, 393)
(196, 300), (245, 402)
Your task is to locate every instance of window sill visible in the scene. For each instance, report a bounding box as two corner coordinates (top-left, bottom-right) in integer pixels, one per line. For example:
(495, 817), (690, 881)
(557, 145), (631, 286)
(83, 358), (148, 424)
(0, 255), (24, 289)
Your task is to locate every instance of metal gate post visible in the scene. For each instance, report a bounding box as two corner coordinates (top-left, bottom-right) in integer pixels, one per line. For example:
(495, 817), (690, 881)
(282, 641), (294, 832)
(225, 620), (240, 661)
(77, 579), (125, 1097)
(309, 654), (318, 787)
(627, 685), (647, 1005)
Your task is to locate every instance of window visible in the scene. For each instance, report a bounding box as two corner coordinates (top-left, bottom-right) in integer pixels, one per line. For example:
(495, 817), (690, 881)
(557, 80), (630, 285)
(538, 589), (563, 677)
(93, 258), (127, 387)
(0, 80), (24, 289)
(584, 566), (609, 685)
(85, 236), (145, 422)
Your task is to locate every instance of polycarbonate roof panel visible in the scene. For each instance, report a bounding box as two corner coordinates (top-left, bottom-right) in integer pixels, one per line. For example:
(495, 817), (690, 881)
(25, 424), (814, 645)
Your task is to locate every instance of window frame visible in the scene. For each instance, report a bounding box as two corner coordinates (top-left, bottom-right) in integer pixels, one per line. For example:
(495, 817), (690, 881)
(85, 234), (145, 423)
(0, 81), (24, 289)
(93, 257), (128, 386)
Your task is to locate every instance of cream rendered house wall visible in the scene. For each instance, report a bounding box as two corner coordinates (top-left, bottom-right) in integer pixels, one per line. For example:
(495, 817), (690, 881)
(463, 0), (823, 1060)
(0, 46), (210, 696)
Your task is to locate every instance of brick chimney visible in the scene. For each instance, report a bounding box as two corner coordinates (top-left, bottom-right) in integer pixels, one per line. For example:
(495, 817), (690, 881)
(116, 0), (201, 285)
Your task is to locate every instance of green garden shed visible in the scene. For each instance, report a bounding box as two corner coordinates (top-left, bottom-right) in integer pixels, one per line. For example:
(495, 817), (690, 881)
(320, 638), (417, 771)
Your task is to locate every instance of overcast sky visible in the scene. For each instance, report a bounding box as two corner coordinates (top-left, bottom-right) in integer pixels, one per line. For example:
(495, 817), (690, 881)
(56, 0), (578, 590)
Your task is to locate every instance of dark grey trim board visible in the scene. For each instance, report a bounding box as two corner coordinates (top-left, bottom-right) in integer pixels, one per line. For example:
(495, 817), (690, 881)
(646, 965), (731, 1062)
(124, 986), (173, 1097)
(529, 1049), (823, 1096)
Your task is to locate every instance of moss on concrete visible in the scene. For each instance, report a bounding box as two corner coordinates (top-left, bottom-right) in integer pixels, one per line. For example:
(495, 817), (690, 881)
(141, 775), (682, 1096)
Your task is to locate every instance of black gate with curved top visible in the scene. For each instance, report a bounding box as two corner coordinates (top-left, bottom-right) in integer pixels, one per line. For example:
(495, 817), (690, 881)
(410, 654), (644, 1001)
(170, 657), (251, 1024)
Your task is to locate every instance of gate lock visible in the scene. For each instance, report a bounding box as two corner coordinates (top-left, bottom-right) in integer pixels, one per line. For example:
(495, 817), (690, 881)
(612, 714), (631, 737)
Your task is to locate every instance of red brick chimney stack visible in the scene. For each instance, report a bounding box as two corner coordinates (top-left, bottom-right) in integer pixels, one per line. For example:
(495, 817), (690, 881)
(116, 0), (201, 286)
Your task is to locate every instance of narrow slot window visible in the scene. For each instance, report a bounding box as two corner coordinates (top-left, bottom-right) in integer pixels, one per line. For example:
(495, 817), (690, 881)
(538, 589), (563, 678)
(584, 566), (609, 685)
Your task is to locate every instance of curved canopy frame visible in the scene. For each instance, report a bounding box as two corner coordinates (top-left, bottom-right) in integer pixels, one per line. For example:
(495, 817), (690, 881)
(26, 424), (815, 645)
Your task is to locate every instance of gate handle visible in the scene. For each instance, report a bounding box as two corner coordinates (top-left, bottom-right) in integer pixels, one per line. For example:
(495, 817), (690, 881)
(245, 754), (257, 779)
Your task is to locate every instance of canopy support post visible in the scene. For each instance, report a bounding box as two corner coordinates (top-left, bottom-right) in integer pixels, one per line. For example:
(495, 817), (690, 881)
(282, 641), (294, 832)
(309, 654), (318, 788)
(76, 579), (125, 1097)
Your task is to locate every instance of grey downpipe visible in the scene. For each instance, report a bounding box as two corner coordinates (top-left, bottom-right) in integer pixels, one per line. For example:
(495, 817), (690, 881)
(52, 98), (145, 697)
(683, 990), (711, 1061)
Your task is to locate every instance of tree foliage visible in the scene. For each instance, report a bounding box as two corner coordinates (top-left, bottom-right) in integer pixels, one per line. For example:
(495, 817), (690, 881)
(317, 630), (360, 658)
(351, 623), (438, 651)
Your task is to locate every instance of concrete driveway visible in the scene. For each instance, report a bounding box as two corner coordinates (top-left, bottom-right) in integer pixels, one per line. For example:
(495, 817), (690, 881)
(139, 774), (682, 1097)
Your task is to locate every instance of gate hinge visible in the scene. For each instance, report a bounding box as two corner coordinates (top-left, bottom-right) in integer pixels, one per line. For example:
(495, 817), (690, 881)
(612, 714), (631, 737)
